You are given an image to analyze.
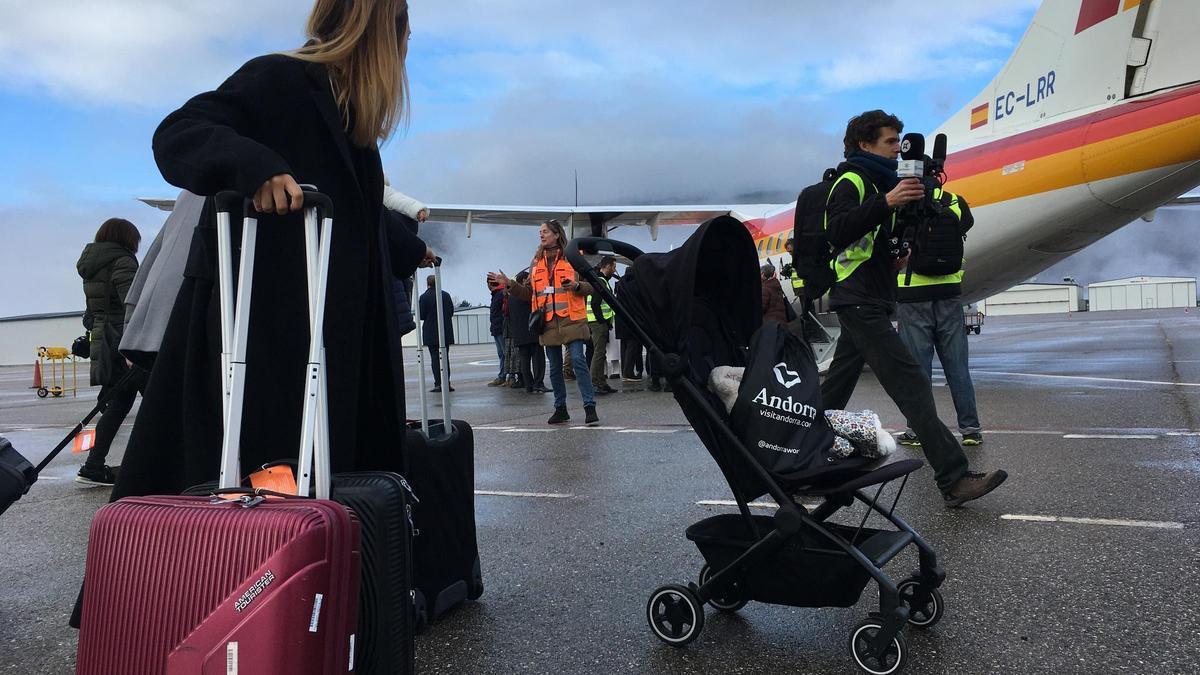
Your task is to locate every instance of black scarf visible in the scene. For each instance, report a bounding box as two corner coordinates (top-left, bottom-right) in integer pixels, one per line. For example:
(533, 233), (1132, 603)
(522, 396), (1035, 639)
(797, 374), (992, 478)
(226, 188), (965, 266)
(846, 151), (899, 192)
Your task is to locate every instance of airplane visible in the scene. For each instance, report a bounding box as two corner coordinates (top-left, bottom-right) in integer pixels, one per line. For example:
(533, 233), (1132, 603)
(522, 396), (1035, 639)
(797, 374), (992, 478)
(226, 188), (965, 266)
(417, 0), (1200, 305)
(141, 1), (1200, 323)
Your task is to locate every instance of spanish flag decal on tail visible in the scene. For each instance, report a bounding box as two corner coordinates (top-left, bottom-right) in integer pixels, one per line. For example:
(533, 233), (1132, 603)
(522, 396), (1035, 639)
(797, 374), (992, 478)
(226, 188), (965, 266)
(970, 103), (988, 130)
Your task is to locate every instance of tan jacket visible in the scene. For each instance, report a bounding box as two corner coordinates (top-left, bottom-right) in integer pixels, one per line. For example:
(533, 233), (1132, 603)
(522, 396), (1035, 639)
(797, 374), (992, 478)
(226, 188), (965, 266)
(508, 249), (594, 347)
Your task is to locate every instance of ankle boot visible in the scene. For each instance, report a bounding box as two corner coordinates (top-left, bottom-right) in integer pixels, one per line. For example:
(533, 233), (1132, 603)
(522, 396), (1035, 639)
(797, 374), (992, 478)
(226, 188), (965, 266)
(547, 406), (570, 424)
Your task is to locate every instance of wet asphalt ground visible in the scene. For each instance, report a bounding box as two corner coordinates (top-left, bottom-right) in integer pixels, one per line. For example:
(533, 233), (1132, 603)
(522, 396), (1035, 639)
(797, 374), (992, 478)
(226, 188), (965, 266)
(2, 308), (1198, 674)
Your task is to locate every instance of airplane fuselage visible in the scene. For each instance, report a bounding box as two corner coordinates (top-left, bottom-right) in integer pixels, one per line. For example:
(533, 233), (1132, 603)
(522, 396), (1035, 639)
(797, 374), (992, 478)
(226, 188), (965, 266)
(746, 80), (1200, 303)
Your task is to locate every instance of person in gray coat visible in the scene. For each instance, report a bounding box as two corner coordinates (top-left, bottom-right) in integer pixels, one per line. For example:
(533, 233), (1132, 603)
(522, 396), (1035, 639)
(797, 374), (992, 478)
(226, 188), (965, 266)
(76, 218), (147, 486)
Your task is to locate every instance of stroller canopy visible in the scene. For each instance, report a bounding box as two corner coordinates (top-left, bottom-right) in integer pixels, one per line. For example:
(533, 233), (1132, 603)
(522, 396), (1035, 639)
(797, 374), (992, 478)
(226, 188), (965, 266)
(621, 215), (762, 357)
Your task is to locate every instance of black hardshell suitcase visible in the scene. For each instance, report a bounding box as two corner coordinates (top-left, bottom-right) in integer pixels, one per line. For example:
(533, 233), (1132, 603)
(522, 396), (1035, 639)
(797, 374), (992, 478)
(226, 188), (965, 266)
(408, 260), (483, 624)
(187, 192), (416, 675)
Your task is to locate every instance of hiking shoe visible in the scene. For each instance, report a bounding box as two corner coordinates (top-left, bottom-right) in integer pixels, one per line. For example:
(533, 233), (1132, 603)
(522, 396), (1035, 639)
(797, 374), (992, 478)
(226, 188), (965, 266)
(962, 432), (984, 446)
(896, 431), (922, 447)
(548, 407), (570, 425)
(487, 377), (506, 387)
(943, 470), (1008, 508)
(76, 464), (118, 486)
(584, 405), (599, 426)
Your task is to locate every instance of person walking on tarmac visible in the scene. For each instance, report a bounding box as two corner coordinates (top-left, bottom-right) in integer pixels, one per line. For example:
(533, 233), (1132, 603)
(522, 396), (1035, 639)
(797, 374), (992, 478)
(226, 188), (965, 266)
(419, 273), (455, 393)
(895, 188), (984, 447)
(587, 256), (618, 395)
(819, 109), (1006, 507)
(75, 218), (148, 486)
(490, 220), (600, 425)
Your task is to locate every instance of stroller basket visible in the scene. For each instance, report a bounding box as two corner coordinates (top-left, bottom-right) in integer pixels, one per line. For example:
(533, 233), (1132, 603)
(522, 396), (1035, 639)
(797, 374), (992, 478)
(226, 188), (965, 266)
(687, 514), (908, 609)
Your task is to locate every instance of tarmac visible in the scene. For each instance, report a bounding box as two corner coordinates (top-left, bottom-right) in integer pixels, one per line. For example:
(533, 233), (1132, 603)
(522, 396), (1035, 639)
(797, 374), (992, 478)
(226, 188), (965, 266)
(2, 308), (1198, 674)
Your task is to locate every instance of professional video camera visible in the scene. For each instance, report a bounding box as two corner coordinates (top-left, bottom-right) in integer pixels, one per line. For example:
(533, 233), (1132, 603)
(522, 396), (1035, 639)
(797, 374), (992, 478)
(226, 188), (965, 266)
(891, 132), (949, 284)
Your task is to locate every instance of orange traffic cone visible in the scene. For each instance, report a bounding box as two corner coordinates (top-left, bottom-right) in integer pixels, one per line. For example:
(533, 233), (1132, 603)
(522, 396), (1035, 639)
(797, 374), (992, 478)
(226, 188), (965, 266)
(31, 360), (42, 389)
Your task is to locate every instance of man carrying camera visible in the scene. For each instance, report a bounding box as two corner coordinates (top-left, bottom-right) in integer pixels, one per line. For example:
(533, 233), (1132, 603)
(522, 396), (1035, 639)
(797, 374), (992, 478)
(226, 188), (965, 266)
(819, 109), (1006, 507)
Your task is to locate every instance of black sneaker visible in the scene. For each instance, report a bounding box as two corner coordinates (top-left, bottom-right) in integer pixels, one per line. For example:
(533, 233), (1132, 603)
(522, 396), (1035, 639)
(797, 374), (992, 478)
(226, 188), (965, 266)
(584, 405), (599, 426)
(548, 407), (570, 425)
(430, 386), (442, 393)
(662, 382), (673, 393)
(896, 431), (922, 447)
(648, 381), (662, 392)
(943, 470), (1008, 508)
(76, 464), (119, 486)
(962, 432), (984, 446)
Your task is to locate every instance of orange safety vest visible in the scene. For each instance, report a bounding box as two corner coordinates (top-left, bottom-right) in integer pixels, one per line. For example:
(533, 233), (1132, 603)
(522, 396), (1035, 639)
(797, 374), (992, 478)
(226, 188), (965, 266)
(531, 254), (587, 321)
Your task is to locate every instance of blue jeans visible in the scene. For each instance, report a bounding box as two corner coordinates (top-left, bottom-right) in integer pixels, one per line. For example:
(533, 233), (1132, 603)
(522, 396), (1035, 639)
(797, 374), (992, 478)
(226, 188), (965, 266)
(547, 340), (595, 409)
(493, 335), (507, 378)
(897, 298), (981, 434)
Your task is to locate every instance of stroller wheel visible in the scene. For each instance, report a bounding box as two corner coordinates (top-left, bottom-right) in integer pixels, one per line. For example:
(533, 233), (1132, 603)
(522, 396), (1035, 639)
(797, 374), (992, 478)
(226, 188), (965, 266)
(646, 584), (704, 647)
(897, 579), (944, 629)
(849, 617), (908, 675)
(698, 564), (748, 613)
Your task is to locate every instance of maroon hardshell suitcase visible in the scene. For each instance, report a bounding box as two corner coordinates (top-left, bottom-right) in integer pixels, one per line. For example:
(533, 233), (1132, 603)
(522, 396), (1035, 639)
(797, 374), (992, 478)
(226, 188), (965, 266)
(76, 191), (361, 674)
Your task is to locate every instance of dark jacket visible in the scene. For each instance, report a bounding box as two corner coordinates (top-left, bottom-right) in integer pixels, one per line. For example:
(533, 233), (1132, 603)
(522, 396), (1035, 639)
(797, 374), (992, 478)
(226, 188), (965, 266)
(825, 162), (898, 311)
(77, 242), (138, 386)
(760, 275), (789, 324)
(507, 292), (537, 346)
(419, 287), (455, 348)
(112, 54), (427, 501)
(489, 288), (505, 336)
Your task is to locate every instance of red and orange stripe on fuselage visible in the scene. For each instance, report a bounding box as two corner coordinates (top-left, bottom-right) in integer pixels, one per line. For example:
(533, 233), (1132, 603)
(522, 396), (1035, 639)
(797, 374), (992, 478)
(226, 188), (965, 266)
(745, 81), (1200, 259)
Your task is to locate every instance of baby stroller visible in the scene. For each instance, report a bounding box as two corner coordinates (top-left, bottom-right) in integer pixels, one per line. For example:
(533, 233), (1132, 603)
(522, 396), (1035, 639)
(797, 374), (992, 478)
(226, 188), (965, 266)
(565, 217), (945, 675)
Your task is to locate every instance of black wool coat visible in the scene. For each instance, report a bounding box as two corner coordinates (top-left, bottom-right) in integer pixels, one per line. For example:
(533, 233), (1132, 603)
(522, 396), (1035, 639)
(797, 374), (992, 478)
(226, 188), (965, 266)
(111, 54), (426, 500)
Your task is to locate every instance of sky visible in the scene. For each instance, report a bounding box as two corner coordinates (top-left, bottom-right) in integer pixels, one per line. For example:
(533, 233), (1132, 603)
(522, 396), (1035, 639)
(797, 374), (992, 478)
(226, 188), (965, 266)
(1, 0), (1190, 315)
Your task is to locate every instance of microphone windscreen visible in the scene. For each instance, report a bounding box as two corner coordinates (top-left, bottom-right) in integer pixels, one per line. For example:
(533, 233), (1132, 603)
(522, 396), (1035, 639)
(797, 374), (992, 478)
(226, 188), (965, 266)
(900, 133), (925, 161)
(932, 133), (948, 162)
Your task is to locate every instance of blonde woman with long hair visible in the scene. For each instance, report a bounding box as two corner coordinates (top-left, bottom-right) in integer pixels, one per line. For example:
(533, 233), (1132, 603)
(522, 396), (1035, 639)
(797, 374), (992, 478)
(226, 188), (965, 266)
(111, 0), (433, 501)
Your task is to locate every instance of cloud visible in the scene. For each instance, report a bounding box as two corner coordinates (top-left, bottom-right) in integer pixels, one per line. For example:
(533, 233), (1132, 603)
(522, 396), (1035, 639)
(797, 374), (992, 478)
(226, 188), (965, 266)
(0, 0), (302, 107)
(1035, 209), (1200, 291)
(0, 1), (1038, 108)
(0, 200), (167, 316)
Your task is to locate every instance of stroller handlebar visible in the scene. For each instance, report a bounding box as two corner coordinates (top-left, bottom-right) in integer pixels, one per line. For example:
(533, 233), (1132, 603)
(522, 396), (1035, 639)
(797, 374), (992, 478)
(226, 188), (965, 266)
(565, 237), (645, 275)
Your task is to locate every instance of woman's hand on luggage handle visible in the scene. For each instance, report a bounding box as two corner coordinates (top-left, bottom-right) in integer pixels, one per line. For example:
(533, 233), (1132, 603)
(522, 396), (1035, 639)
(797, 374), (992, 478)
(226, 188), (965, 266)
(418, 245), (437, 268)
(254, 174), (305, 215)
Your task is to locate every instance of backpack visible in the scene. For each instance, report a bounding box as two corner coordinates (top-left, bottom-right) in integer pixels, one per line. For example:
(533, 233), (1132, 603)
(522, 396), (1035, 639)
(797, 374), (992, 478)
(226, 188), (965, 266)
(908, 191), (965, 277)
(791, 168), (840, 298)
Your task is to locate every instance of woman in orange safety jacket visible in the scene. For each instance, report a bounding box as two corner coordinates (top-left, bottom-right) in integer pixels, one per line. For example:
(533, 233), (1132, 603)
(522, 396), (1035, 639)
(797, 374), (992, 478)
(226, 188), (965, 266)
(490, 220), (599, 426)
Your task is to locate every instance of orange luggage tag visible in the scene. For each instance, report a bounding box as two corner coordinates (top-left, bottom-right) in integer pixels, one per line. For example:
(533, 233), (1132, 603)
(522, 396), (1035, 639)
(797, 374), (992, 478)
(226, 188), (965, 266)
(72, 429), (96, 454)
(248, 464), (298, 496)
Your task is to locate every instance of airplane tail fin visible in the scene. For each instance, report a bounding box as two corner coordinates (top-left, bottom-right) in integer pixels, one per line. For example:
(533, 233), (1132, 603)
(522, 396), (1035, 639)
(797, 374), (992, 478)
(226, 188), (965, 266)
(939, 0), (1200, 145)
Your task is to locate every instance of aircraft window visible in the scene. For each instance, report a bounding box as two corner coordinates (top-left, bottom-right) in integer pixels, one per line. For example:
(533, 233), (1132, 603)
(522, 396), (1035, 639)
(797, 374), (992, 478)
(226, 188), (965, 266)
(766, 236), (775, 253)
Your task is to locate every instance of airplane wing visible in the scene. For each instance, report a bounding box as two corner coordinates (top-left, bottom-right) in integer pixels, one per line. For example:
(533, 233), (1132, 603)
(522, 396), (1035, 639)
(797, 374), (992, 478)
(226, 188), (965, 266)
(424, 204), (778, 239)
(137, 198), (778, 237)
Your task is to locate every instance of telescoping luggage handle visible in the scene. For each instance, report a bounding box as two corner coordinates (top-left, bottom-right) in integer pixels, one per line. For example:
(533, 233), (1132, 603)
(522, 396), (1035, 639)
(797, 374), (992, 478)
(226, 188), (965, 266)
(411, 259), (452, 438)
(213, 188), (335, 499)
